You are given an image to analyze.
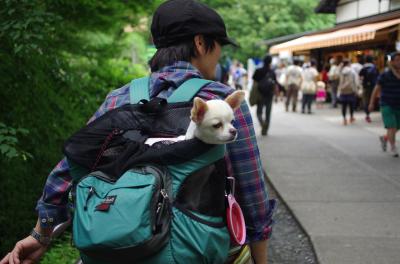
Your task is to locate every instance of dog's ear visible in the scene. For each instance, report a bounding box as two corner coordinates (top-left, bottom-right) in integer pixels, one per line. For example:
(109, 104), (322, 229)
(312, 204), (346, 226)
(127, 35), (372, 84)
(191, 97), (208, 123)
(225, 91), (245, 111)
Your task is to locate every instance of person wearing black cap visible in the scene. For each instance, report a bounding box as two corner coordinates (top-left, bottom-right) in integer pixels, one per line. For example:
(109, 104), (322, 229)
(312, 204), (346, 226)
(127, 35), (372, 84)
(252, 55), (277, 135)
(0, 1), (274, 264)
(369, 52), (400, 158)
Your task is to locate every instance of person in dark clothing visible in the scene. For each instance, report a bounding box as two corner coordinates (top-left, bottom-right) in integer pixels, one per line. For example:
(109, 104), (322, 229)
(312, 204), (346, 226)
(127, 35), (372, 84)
(252, 55), (277, 136)
(369, 52), (400, 157)
(359, 55), (379, 123)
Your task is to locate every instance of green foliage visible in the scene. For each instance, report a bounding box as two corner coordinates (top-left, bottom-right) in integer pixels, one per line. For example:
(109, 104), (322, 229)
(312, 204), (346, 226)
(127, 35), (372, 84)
(0, 0), (159, 257)
(203, 0), (335, 62)
(0, 123), (33, 161)
(41, 233), (79, 264)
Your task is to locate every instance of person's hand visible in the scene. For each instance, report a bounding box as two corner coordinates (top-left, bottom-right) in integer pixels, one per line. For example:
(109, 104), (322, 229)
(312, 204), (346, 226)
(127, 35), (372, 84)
(0, 236), (47, 264)
(368, 103), (374, 113)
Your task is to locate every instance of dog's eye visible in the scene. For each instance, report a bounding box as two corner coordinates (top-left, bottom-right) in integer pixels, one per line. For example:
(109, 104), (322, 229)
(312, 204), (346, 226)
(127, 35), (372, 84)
(213, 122), (222, 129)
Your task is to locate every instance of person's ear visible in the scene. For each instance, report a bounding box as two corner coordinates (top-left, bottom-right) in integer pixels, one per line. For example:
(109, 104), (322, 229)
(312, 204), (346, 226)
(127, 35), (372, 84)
(194, 35), (206, 56)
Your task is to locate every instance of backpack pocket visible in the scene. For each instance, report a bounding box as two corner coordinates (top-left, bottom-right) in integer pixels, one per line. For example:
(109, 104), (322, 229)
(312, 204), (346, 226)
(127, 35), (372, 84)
(169, 205), (230, 263)
(73, 165), (171, 263)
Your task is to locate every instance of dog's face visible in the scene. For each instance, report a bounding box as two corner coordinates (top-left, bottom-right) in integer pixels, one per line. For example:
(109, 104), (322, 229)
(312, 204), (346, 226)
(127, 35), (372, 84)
(190, 91), (245, 144)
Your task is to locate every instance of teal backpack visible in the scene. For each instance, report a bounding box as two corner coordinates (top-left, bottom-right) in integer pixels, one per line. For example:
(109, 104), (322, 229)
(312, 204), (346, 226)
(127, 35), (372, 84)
(64, 77), (232, 264)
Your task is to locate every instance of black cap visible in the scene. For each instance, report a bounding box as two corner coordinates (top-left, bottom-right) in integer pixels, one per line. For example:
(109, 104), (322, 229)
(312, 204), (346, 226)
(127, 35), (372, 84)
(151, 0), (238, 49)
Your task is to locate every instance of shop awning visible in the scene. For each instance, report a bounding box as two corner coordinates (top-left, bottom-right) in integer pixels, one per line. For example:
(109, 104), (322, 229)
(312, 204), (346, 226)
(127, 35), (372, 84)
(270, 18), (400, 54)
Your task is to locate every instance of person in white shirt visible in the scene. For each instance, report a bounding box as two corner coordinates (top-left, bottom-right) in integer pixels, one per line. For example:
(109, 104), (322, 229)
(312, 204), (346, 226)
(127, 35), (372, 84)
(301, 60), (319, 114)
(328, 58), (340, 108)
(285, 60), (303, 112)
(338, 59), (358, 125)
(233, 62), (247, 90)
(351, 55), (364, 76)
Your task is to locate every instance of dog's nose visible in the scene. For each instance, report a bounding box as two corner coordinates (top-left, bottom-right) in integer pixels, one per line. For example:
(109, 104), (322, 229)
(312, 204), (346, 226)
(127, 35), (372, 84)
(229, 128), (237, 136)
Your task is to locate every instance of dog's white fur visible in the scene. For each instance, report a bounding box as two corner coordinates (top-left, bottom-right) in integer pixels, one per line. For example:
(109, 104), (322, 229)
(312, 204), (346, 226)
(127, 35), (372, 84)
(185, 91), (245, 144)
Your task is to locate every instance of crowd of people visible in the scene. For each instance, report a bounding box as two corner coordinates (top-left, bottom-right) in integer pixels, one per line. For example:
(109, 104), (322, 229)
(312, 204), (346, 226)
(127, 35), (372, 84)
(271, 54), (382, 125)
(223, 53), (399, 158)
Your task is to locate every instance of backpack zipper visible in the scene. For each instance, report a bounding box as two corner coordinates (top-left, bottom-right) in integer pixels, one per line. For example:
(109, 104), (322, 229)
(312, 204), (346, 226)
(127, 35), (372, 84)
(84, 186), (96, 211)
(144, 165), (170, 233)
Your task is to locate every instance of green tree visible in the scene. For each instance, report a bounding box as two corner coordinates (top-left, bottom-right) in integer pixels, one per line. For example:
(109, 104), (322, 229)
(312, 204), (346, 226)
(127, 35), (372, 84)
(0, 0), (161, 255)
(203, 0), (335, 62)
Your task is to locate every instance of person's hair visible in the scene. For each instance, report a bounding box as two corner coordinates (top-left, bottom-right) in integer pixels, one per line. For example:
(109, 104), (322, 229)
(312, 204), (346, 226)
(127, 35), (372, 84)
(310, 59), (316, 67)
(365, 55), (374, 63)
(390, 52), (400, 61)
(356, 54), (364, 64)
(293, 59), (300, 66)
(342, 59), (350, 66)
(263, 55), (272, 67)
(149, 35), (218, 72)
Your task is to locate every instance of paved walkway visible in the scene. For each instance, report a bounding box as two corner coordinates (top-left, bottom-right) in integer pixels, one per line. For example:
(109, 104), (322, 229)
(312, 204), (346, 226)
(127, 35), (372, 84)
(253, 102), (400, 264)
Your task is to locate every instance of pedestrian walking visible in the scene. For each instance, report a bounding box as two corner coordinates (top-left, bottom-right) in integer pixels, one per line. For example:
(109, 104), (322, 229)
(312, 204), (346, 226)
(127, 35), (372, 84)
(320, 63), (330, 84)
(285, 60), (303, 112)
(252, 55), (277, 135)
(359, 55), (379, 123)
(338, 59), (358, 125)
(328, 58), (340, 108)
(351, 54), (364, 75)
(0, 1), (275, 263)
(351, 55), (364, 111)
(301, 60), (319, 114)
(316, 81), (327, 109)
(369, 52), (400, 158)
(233, 62), (247, 90)
(275, 61), (287, 101)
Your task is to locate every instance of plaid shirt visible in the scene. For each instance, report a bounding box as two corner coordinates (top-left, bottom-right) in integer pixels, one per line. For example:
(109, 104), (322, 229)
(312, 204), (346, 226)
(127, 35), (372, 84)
(36, 61), (275, 242)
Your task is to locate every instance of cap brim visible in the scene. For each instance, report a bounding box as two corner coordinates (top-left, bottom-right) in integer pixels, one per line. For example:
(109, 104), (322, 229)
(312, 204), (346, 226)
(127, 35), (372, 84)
(219, 36), (239, 48)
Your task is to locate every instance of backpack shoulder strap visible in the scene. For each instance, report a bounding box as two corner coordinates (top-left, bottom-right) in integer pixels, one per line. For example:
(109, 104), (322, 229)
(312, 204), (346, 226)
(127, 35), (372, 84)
(167, 78), (213, 103)
(129, 77), (150, 104)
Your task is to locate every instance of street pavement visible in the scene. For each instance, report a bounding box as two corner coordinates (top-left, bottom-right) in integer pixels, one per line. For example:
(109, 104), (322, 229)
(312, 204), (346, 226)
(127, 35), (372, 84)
(252, 101), (400, 264)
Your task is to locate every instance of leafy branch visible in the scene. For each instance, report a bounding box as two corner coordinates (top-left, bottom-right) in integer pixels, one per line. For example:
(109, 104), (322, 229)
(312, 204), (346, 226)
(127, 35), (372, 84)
(0, 122), (33, 161)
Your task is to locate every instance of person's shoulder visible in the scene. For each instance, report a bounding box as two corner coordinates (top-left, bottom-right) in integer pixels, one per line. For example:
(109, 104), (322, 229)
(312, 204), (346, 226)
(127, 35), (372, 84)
(378, 70), (391, 84)
(206, 80), (235, 93)
(380, 70), (391, 79)
(106, 83), (130, 98)
(254, 68), (262, 74)
(201, 80), (235, 100)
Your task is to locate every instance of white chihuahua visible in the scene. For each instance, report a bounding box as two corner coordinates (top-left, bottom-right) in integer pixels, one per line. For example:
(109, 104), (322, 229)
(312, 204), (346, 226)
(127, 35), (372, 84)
(144, 91), (245, 146)
(185, 91), (245, 144)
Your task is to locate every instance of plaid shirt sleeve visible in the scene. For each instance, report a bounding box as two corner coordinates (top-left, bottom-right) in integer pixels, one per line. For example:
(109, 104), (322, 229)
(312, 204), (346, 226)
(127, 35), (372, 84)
(197, 81), (275, 242)
(35, 85), (130, 228)
(226, 101), (276, 242)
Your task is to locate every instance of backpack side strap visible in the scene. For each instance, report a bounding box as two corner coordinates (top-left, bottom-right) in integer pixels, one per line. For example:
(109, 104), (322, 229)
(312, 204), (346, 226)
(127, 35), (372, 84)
(130, 77), (150, 104)
(167, 78), (213, 103)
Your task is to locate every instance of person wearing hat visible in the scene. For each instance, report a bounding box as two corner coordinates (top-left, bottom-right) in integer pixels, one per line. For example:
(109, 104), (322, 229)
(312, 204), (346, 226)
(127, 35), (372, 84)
(369, 52), (400, 157)
(0, 1), (275, 263)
